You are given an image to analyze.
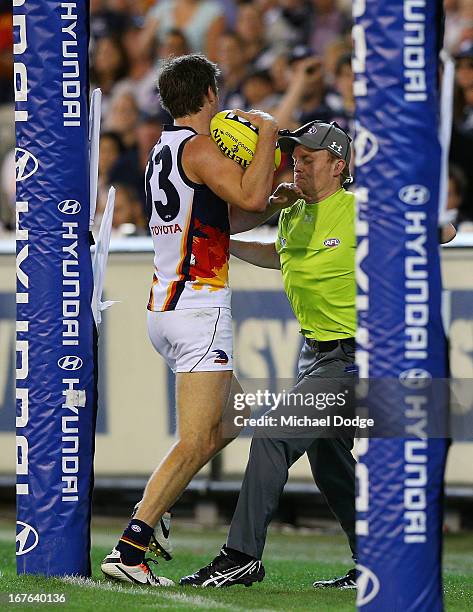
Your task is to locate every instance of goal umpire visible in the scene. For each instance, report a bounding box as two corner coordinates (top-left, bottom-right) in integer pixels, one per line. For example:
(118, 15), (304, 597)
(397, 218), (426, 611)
(181, 121), (359, 589)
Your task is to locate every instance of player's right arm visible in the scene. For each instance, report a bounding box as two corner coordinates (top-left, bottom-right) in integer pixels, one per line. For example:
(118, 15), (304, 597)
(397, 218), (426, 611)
(183, 110), (278, 212)
(230, 240), (280, 269)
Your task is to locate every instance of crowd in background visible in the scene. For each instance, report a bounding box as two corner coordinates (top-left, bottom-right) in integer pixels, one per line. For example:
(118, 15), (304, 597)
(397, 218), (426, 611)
(1, 0), (473, 236)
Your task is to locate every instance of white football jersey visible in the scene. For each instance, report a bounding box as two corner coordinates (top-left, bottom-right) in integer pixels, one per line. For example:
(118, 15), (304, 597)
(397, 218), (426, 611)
(145, 125), (231, 311)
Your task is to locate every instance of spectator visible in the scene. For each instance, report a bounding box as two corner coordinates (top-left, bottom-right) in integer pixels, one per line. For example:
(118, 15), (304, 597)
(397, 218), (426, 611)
(453, 0), (473, 52)
(90, 0), (129, 42)
(158, 27), (191, 59)
(450, 121), (473, 219)
(140, 0), (225, 61)
(269, 53), (290, 95)
(444, 0), (463, 53)
(325, 52), (354, 133)
(109, 113), (165, 208)
(104, 91), (140, 149)
(241, 69), (280, 111)
(99, 131), (125, 180)
(107, 0), (148, 18)
(235, 2), (274, 69)
(308, 0), (351, 56)
(90, 35), (129, 116)
(263, 0), (312, 53)
(97, 183), (147, 236)
(454, 41), (473, 136)
(98, 131), (126, 213)
(112, 22), (160, 116)
(447, 164), (473, 229)
(447, 164), (466, 221)
(217, 31), (248, 110)
(273, 47), (331, 129)
(322, 37), (352, 85)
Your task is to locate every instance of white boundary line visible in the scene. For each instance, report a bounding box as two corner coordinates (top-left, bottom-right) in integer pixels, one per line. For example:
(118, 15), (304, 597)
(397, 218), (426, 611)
(61, 576), (273, 611)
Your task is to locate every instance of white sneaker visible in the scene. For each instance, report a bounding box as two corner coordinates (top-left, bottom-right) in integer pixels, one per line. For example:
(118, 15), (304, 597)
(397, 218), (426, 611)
(101, 548), (174, 586)
(132, 504), (173, 561)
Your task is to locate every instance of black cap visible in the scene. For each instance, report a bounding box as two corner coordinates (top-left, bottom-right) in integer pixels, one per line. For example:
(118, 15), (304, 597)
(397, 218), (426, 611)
(278, 120), (352, 165)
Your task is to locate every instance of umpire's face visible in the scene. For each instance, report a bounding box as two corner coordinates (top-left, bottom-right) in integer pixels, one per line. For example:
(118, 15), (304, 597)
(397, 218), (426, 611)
(292, 145), (345, 202)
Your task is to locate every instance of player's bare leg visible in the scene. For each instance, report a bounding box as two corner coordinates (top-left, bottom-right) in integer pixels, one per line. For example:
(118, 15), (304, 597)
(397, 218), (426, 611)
(135, 369), (233, 528)
(102, 369), (233, 583)
(102, 371), (245, 581)
(130, 375), (245, 560)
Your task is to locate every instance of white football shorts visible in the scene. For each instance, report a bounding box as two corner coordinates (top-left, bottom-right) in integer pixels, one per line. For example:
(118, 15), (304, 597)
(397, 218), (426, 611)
(147, 307), (233, 373)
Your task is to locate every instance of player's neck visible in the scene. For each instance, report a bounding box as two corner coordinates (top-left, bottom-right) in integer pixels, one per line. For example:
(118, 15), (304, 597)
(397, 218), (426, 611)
(174, 110), (211, 136)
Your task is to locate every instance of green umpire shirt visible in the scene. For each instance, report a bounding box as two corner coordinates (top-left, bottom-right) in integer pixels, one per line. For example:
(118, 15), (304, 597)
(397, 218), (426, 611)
(276, 188), (356, 341)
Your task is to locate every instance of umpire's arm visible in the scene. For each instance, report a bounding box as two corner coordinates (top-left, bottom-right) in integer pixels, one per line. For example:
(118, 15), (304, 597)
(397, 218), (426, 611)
(230, 240), (280, 269)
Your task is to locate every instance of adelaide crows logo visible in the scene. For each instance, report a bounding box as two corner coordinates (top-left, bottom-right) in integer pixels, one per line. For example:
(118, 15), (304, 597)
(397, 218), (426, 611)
(213, 349), (229, 364)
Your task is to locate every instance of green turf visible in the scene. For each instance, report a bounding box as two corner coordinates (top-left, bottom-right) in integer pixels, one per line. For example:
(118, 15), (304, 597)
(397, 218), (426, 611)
(1, 521), (472, 611)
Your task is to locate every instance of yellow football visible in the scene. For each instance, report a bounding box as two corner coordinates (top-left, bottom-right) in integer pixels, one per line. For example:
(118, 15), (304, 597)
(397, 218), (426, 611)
(210, 110), (281, 170)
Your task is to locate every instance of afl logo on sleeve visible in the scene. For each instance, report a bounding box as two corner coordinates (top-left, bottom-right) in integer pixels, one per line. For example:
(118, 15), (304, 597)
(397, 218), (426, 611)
(324, 238), (341, 247)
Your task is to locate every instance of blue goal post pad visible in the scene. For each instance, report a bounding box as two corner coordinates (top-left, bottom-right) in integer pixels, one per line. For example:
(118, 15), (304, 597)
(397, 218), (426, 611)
(354, 0), (448, 610)
(14, 0), (97, 575)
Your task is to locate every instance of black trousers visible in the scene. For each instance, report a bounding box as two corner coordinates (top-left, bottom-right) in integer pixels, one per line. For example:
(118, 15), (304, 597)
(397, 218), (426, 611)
(226, 339), (356, 560)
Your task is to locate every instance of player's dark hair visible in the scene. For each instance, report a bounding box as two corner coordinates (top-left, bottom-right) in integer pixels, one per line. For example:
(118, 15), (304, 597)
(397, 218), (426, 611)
(158, 54), (220, 119)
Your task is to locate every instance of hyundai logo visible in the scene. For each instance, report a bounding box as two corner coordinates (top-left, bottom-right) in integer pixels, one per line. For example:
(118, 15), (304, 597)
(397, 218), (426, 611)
(399, 368), (432, 389)
(356, 563), (380, 606)
(58, 199), (81, 215)
(398, 184), (430, 206)
(16, 521), (39, 556)
(354, 124), (379, 167)
(15, 148), (39, 182)
(58, 355), (83, 371)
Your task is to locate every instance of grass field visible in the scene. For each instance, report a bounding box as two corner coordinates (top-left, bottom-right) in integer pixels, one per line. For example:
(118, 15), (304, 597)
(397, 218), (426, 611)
(1, 519), (473, 611)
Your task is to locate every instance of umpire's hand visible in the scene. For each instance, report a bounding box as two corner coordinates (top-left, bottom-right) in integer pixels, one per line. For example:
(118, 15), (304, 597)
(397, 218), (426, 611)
(269, 182), (304, 209)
